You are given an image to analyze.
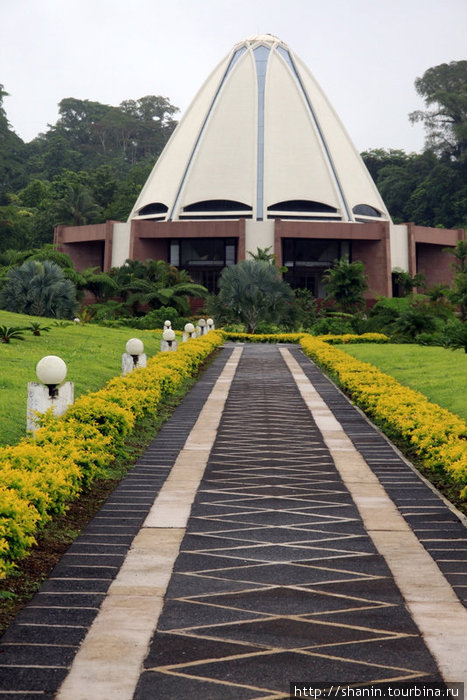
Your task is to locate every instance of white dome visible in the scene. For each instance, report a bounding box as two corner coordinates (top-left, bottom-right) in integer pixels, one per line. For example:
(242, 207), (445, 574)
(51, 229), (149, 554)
(129, 36), (390, 225)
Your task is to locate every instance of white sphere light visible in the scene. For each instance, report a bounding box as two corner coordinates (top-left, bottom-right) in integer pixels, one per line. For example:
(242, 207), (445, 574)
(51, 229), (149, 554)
(163, 328), (176, 342)
(198, 318), (206, 327)
(36, 355), (67, 386)
(164, 320), (172, 328)
(184, 322), (195, 333)
(126, 338), (144, 356)
(207, 318), (214, 326)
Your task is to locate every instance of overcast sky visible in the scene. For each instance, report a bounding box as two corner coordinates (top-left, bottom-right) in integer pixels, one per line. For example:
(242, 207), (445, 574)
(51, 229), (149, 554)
(1, 0), (466, 153)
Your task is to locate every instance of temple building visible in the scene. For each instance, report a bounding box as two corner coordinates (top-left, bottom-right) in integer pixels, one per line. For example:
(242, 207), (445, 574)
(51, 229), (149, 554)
(55, 34), (463, 300)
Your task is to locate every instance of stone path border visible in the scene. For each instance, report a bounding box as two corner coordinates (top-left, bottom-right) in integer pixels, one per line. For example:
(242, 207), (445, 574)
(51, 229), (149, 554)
(281, 348), (467, 684)
(0, 346), (237, 698)
(56, 347), (243, 700)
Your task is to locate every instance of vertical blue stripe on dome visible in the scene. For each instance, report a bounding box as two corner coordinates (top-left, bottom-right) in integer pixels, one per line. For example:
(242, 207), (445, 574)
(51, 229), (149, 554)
(254, 45), (269, 221)
(276, 46), (352, 221)
(168, 46), (246, 220)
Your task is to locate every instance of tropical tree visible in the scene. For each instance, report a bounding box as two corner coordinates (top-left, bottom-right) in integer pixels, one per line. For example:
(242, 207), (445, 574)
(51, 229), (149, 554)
(101, 259), (207, 317)
(409, 60), (467, 161)
(77, 267), (119, 302)
(392, 268), (426, 296)
(209, 259), (294, 333)
(53, 182), (103, 226)
(0, 259), (77, 318)
(444, 318), (467, 353)
(447, 240), (467, 321)
(322, 256), (368, 313)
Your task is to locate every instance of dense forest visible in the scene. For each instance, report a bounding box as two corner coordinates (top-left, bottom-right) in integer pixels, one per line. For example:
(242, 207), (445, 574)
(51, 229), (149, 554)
(0, 59), (466, 259)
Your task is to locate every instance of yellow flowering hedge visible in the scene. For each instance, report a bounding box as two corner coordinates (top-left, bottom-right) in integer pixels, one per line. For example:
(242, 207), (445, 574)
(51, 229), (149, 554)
(300, 335), (467, 499)
(0, 330), (224, 578)
(222, 332), (306, 343)
(222, 331), (389, 344)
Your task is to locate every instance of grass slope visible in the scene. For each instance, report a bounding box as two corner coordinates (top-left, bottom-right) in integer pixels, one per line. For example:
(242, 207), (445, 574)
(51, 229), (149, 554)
(341, 343), (467, 423)
(0, 310), (162, 446)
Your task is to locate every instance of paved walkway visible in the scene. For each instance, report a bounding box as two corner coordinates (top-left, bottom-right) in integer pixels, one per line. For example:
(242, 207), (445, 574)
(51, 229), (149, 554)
(1, 344), (467, 699)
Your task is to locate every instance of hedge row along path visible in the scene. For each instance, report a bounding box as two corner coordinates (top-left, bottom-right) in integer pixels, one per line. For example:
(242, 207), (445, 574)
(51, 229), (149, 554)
(1, 341), (467, 697)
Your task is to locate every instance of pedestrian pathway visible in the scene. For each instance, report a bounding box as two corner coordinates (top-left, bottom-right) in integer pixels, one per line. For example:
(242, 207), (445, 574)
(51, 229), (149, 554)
(1, 343), (467, 699)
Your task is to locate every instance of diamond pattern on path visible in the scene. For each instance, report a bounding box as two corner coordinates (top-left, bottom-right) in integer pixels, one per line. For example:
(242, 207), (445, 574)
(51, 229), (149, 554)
(135, 345), (443, 699)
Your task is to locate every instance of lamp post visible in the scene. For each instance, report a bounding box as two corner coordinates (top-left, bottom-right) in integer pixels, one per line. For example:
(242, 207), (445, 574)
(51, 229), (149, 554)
(197, 318), (207, 336)
(122, 338), (147, 375)
(161, 328), (177, 351)
(27, 355), (74, 433)
(182, 322), (197, 342)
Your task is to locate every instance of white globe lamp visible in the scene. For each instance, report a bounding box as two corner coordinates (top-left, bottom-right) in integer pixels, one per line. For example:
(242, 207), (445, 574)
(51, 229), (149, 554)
(36, 355), (67, 397)
(126, 338), (144, 357)
(162, 328), (176, 342)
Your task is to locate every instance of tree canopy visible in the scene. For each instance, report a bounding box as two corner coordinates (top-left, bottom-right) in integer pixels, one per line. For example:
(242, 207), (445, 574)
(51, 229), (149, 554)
(208, 259), (294, 333)
(410, 60), (467, 162)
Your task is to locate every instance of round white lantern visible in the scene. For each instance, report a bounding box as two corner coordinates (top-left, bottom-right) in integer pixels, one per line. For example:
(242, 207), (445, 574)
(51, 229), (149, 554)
(36, 355), (67, 387)
(162, 328), (176, 342)
(164, 320), (172, 328)
(197, 318), (206, 327)
(126, 338), (144, 356)
(184, 322), (195, 334)
(206, 318), (214, 326)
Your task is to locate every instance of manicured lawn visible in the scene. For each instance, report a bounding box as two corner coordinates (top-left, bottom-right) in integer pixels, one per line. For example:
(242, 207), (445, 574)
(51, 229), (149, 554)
(341, 343), (467, 423)
(0, 310), (163, 446)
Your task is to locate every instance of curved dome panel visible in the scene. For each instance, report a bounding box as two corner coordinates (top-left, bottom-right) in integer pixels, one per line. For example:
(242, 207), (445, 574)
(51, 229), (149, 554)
(263, 49), (344, 218)
(129, 34), (391, 224)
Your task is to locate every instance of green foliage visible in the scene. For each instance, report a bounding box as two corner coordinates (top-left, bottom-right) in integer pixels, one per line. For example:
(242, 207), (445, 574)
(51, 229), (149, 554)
(361, 147), (467, 228)
(391, 305), (439, 340)
(392, 268), (426, 296)
(0, 326), (25, 343)
(410, 60), (467, 161)
(448, 240), (467, 320)
(367, 294), (455, 342)
(293, 288), (318, 329)
(322, 256), (368, 313)
(25, 322), (51, 336)
(443, 319), (467, 353)
(209, 259), (295, 333)
(119, 306), (187, 330)
(53, 182), (102, 226)
(0, 260), (77, 318)
(107, 259), (207, 316)
(311, 313), (354, 336)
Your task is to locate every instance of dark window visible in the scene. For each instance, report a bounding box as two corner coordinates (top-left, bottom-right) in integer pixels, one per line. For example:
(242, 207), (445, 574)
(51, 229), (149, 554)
(268, 200), (338, 213)
(282, 238), (351, 296)
(168, 238), (237, 293)
(183, 199), (252, 212)
(353, 204), (382, 218)
(137, 202), (168, 215)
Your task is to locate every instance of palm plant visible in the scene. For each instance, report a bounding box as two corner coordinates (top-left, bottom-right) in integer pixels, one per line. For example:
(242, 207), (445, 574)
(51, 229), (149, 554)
(0, 325), (25, 343)
(110, 259), (207, 315)
(53, 183), (102, 226)
(210, 259), (294, 333)
(0, 260), (78, 318)
(25, 321), (51, 336)
(323, 256), (368, 313)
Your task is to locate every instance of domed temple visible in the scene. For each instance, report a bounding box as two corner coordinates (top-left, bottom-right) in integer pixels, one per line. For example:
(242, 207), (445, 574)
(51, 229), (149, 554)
(55, 34), (463, 299)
